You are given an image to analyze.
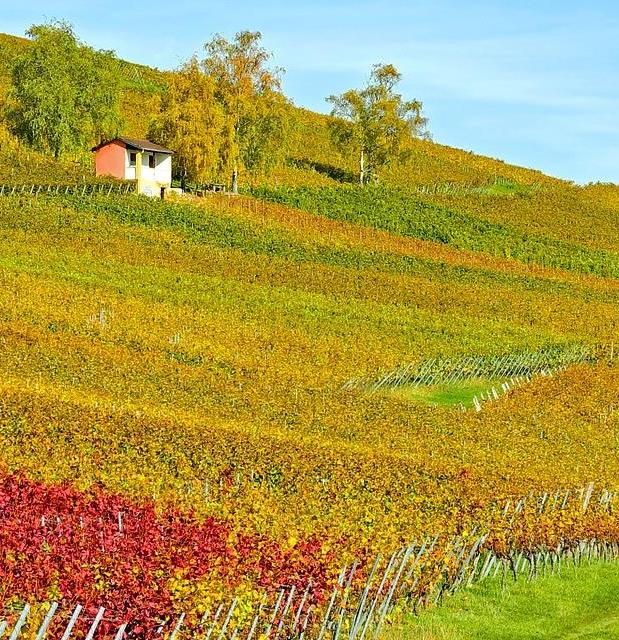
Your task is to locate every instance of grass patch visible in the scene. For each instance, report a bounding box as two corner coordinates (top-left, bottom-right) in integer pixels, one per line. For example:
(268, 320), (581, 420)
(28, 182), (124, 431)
(390, 561), (619, 640)
(477, 182), (533, 196)
(384, 380), (494, 407)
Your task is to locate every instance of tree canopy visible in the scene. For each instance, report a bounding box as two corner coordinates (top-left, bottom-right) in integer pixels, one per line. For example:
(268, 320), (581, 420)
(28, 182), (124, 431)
(203, 31), (290, 193)
(327, 64), (429, 185)
(149, 59), (224, 187)
(149, 30), (290, 191)
(4, 21), (122, 158)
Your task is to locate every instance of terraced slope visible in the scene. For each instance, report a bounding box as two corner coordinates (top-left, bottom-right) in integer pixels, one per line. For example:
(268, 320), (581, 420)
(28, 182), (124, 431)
(253, 184), (619, 278)
(0, 191), (617, 541)
(0, 188), (616, 631)
(0, 29), (618, 638)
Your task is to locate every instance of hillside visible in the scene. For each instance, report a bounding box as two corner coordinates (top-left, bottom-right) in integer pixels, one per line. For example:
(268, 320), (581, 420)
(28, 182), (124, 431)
(0, 28), (618, 640)
(0, 186), (617, 631)
(0, 31), (563, 189)
(3, 28), (618, 270)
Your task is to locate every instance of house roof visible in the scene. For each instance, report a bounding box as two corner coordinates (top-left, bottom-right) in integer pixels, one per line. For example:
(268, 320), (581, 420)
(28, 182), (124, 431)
(92, 137), (174, 154)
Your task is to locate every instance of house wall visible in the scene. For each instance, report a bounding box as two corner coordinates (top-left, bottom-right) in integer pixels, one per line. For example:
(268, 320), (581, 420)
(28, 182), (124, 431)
(139, 153), (155, 182)
(154, 155), (172, 185)
(125, 149), (137, 180)
(136, 152), (172, 197)
(131, 151), (171, 178)
(94, 142), (126, 179)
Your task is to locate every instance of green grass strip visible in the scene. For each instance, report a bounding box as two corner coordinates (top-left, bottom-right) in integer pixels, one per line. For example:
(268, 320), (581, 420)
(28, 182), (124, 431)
(392, 561), (619, 640)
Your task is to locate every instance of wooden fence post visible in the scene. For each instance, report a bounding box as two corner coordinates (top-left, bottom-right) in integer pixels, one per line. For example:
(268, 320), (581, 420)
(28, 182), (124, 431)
(84, 607), (105, 640)
(169, 612), (186, 640)
(60, 604), (82, 640)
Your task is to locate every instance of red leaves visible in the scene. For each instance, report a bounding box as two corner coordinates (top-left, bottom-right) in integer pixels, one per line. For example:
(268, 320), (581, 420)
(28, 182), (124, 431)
(0, 472), (332, 622)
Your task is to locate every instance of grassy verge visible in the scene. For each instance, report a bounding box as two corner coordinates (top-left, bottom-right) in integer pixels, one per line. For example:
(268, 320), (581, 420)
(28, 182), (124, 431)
(390, 561), (619, 640)
(383, 380), (494, 407)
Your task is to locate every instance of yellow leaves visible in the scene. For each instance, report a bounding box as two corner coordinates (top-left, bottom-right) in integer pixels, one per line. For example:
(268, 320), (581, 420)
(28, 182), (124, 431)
(0, 187), (615, 599)
(167, 568), (261, 622)
(149, 58), (225, 184)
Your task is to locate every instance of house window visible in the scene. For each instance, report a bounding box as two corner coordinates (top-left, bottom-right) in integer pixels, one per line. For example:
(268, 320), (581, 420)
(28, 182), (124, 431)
(129, 152), (137, 167)
(148, 154), (156, 169)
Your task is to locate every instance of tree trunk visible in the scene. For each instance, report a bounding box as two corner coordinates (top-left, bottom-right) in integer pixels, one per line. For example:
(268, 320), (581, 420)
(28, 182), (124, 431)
(231, 162), (239, 195)
(180, 168), (187, 192)
(359, 148), (365, 185)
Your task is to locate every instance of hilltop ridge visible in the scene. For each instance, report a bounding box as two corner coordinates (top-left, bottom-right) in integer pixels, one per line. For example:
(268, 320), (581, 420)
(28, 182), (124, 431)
(0, 31), (565, 189)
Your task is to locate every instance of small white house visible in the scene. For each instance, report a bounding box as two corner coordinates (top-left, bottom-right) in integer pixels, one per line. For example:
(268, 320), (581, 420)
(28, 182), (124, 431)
(92, 137), (174, 197)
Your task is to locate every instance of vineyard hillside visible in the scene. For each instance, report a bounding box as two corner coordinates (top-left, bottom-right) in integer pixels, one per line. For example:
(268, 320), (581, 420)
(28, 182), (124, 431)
(3, 30), (618, 261)
(0, 184), (616, 634)
(0, 28), (618, 640)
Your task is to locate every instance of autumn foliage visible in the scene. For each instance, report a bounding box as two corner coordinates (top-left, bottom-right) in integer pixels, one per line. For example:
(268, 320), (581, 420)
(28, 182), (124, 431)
(0, 185), (614, 630)
(0, 29), (617, 630)
(0, 472), (333, 628)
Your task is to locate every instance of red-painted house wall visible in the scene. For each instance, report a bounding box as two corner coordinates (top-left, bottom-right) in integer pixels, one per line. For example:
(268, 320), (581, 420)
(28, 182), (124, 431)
(94, 141), (126, 179)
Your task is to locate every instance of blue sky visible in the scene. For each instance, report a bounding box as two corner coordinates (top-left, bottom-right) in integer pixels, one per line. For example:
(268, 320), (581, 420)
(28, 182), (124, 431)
(5, 1), (619, 183)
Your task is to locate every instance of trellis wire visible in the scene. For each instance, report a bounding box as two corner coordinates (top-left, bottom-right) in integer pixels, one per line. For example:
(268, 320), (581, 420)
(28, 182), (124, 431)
(415, 177), (543, 196)
(0, 182), (135, 198)
(0, 483), (616, 640)
(343, 343), (604, 395)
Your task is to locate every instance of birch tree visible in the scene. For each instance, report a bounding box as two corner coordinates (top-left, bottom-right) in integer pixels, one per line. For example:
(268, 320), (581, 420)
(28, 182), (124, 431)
(327, 64), (428, 184)
(203, 31), (289, 193)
